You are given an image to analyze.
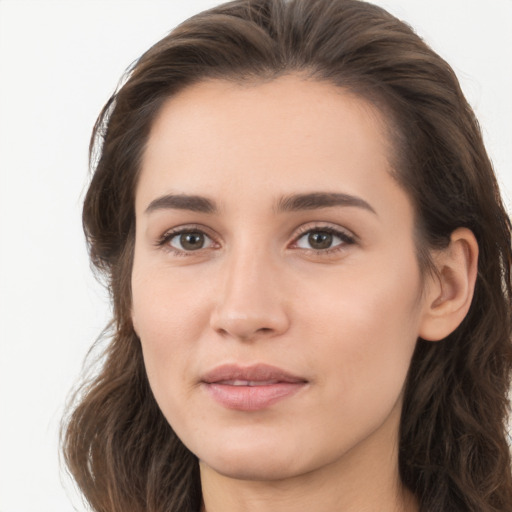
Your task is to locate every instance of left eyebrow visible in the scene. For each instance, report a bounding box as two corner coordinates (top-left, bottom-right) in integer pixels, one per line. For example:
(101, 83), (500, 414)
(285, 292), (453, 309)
(275, 192), (377, 215)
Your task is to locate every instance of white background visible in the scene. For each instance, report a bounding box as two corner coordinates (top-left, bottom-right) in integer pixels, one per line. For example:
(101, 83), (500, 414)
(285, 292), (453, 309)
(0, 1), (511, 511)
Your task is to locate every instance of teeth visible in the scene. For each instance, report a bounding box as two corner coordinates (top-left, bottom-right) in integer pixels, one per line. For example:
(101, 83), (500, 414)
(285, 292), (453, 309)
(219, 379), (279, 386)
(231, 380), (249, 386)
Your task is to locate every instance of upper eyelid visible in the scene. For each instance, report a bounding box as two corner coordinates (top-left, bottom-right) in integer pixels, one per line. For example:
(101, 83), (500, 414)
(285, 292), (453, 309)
(291, 222), (357, 241)
(159, 223), (216, 240)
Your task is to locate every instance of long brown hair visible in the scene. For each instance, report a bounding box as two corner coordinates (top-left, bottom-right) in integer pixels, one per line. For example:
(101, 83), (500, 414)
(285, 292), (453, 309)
(62, 1), (512, 511)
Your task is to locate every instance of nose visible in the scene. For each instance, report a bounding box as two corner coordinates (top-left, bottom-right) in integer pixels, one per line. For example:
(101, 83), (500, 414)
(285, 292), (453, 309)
(209, 245), (290, 342)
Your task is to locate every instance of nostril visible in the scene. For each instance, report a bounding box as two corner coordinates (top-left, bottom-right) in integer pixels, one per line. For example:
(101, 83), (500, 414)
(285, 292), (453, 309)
(212, 319), (281, 342)
(209, 294), (290, 341)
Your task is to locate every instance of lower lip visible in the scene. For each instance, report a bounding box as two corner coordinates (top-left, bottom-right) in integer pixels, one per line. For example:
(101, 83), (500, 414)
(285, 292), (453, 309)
(203, 382), (306, 411)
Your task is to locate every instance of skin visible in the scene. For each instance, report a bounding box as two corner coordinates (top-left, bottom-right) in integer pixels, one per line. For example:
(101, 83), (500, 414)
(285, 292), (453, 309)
(131, 76), (477, 512)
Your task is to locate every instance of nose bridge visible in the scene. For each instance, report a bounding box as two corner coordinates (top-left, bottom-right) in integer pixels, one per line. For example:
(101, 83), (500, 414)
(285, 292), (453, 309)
(227, 237), (268, 294)
(210, 236), (289, 340)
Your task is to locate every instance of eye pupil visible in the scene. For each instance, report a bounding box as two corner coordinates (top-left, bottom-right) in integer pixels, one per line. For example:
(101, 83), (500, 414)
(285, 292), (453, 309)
(180, 232), (205, 250)
(308, 231), (333, 249)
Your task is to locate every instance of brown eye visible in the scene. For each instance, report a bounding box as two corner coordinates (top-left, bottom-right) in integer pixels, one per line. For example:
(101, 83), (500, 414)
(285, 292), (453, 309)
(170, 231), (212, 251)
(295, 228), (355, 252)
(307, 231), (333, 250)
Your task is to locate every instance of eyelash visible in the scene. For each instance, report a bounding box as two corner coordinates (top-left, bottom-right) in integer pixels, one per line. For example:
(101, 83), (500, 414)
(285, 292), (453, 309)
(156, 224), (356, 257)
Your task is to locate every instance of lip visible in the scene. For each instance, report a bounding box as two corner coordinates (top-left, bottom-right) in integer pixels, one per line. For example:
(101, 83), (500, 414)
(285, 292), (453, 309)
(201, 364), (308, 411)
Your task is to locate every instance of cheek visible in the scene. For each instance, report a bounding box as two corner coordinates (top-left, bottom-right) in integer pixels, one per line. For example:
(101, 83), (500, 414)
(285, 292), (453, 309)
(132, 253), (213, 335)
(302, 252), (422, 404)
(131, 262), (211, 399)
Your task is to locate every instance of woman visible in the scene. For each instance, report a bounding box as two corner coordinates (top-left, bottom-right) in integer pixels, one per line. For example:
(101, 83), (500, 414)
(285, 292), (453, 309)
(62, 0), (512, 510)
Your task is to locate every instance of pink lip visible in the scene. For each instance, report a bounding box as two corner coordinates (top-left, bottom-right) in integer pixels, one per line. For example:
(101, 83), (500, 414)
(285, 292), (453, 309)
(201, 364), (308, 411)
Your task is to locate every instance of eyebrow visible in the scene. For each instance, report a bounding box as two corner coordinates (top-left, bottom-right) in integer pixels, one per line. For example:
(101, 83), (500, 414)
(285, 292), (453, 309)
(276, 192), (376, 215)
(144, 191), (376, 216)
(145, 194), (218, 214)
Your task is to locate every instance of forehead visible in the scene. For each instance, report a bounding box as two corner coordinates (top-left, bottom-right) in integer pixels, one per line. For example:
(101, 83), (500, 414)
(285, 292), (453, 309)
(137, 76), (403, 216)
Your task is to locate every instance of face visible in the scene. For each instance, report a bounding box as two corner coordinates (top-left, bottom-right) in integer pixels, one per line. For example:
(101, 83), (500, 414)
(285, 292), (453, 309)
(131, 76), (430, 482)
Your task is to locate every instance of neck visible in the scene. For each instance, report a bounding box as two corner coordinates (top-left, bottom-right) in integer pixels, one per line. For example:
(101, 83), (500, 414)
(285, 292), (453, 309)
(199, 401), (418, 512)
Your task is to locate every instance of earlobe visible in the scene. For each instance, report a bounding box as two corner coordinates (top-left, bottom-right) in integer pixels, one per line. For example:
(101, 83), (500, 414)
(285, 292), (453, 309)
(419, 228), (479, 342)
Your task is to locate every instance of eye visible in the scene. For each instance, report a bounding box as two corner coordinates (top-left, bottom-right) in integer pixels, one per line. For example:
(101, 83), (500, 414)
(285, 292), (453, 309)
(164, 229), (215, 252)
(294, 227), (355, 251)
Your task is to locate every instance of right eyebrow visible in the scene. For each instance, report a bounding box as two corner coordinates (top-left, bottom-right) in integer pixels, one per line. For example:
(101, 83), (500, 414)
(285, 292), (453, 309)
(144, 194), (218, 214)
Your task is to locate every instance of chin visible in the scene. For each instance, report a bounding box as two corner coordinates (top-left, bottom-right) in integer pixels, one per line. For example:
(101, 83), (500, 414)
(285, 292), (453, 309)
(199, 454), (305, 482)
(193, 433), (308, 482)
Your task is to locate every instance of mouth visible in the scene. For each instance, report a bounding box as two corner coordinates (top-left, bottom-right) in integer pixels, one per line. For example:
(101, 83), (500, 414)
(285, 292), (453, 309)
(214, 379), (290, 386)
(201, 364), (308, 411)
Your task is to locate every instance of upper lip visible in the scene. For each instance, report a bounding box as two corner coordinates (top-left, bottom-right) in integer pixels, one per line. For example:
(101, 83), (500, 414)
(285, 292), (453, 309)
(201, 364), (308, 384)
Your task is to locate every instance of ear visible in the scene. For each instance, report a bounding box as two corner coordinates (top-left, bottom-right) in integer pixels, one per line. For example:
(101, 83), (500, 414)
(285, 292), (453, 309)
(419, 227), (479, 342)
